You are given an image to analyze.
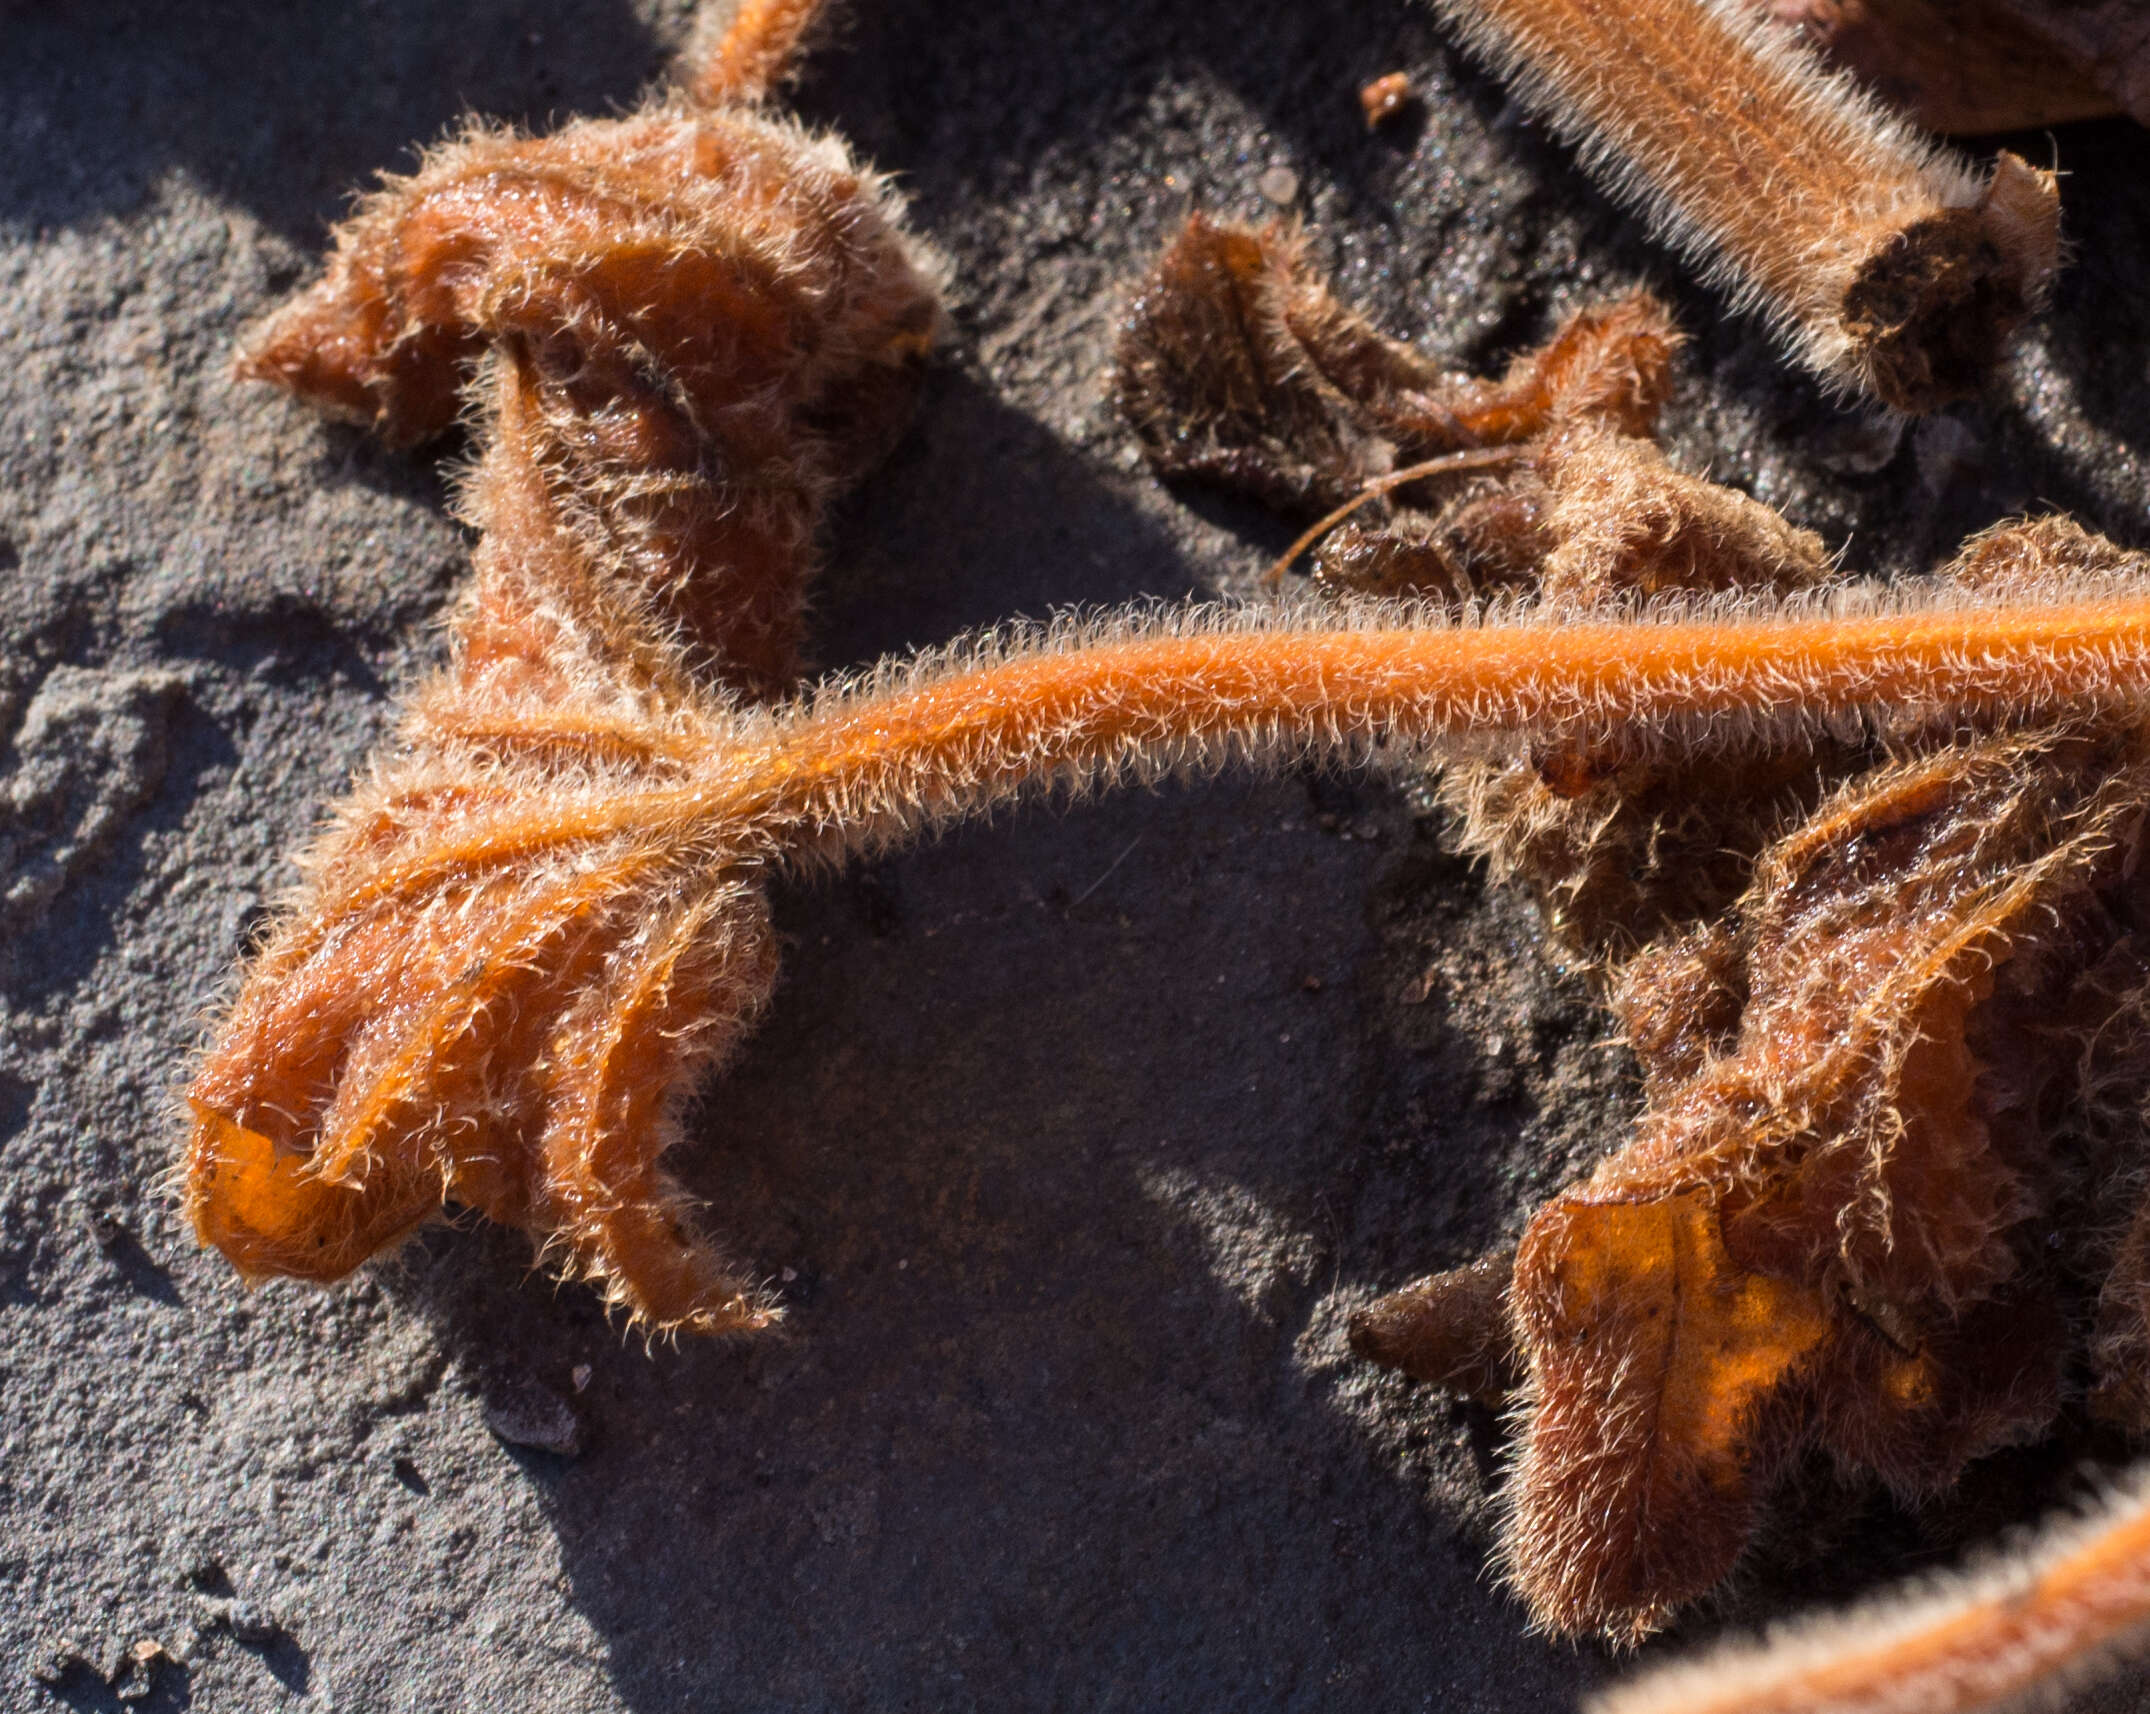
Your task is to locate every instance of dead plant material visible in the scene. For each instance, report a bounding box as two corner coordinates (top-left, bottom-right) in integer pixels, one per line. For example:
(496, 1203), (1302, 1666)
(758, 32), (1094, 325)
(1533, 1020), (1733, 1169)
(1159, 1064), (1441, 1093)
(1417, 0), (2061, 410)
(183, 9), (2150, 1708)
(1116, 212), (2150, 1700)
(191, 0), (948, 1327)
(234, 8), (945, 697)
(1361, 71), (1418, 130)
(189, 553), (2150, 1335)
(1115, 215), (1677, 519)
(1346, 1245), (1522, 1402)
(1504, 724), (2145, 1641)
(1116, 217), (1842, 956)
(197, 151), (2150, 1351)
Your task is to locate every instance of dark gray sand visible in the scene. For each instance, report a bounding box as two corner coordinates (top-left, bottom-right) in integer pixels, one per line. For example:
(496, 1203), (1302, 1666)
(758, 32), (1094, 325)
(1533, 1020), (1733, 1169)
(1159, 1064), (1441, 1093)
(6, 3), (2150, 1709)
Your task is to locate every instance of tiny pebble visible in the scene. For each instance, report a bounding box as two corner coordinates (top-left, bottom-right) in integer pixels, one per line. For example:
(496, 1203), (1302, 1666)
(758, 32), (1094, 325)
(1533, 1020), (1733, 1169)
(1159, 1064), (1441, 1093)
(113, 1639), (173, 1703)
(229, 1601), (281, 1646)
(1258, 165), (1300, 206)
(483, 1371), (586, 1457)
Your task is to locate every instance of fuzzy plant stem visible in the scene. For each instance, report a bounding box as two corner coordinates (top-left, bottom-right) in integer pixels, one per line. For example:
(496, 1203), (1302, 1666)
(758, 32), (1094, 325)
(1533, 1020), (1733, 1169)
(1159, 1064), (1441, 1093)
(186, 581), (2150, 1339)
(728, 588), (2150, 866)
(680, 0), (831, 105)
(1596, 1475), (2150, 1714)
(1418, 0), (2060, 411)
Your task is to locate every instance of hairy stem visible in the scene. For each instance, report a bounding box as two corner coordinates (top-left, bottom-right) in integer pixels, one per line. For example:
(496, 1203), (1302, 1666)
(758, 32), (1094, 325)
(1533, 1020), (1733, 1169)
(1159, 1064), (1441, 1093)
(681, 0), (831, 107)
(736, 587), (2150, 863)
(1596, 1476), (2150, 1714)
(1420, 0), (2059, 408)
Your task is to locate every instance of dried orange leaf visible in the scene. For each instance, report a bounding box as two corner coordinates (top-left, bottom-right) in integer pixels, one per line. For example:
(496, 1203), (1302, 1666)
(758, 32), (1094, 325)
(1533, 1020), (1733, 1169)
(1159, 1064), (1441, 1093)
(1506, 1189), (1833, 1642)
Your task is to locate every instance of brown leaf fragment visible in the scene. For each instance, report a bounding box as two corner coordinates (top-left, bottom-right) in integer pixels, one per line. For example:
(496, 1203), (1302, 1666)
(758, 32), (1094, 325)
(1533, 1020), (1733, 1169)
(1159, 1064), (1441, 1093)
(1534, 427), (1828, 605)
(1946, 509), (2150, 596)
(239, 109), (944, 694)
(1692, 736), (2137, 1307)
(1506, 1190), (1833, 1644)
(1115, 217), (1384, 515)
(1350, 1247), (1521, 1402)
(1497, 727), (2150, 1640)
(1114, 217), (1680, 519)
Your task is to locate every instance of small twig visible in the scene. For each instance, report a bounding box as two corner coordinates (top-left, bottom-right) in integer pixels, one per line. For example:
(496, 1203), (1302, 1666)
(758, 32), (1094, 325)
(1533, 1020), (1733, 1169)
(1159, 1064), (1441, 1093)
(1263, 447), (1525, 585)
